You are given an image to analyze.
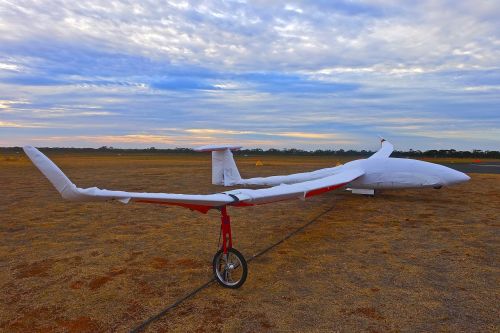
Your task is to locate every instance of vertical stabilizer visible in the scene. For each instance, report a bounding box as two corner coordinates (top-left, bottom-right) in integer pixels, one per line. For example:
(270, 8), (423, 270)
(194, 145), (242, 186)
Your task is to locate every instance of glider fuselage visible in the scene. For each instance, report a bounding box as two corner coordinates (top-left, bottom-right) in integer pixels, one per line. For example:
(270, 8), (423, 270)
(349, 157), (470, 189)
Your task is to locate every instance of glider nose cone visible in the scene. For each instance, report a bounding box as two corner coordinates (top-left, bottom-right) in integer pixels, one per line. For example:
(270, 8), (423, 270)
(444, 169), (470, 185)
(459, 172), (471, 183)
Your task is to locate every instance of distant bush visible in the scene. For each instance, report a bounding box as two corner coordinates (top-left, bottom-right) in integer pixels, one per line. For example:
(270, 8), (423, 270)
(2, 146), (499, 158)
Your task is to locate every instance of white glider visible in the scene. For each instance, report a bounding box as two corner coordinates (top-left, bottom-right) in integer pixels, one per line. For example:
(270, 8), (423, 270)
(23, 139), (469, 288)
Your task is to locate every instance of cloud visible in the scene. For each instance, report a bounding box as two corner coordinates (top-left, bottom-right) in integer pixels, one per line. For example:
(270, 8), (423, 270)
(21, 129), (355, 149)
(2, 1), (497, 71)
(0, 0), (498, 150)
(0, 62), (23, 72)
(463, 85), (500, 92)
(0, 99), (30, 109)
(0, 120), (46, 128)
(26, 134), (281, 149)
(184, 128), (344, 140)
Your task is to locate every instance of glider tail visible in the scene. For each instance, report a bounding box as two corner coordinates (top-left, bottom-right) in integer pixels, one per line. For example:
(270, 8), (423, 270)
(194, 145), (242, 186)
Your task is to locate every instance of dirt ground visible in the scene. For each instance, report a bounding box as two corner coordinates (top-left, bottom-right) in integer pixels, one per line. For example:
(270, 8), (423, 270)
(0, 153), (498, 332)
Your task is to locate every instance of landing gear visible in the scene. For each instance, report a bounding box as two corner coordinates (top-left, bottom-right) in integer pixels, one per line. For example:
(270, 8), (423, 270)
(213, 248), (247, 288)
(212, 206), (248, 288)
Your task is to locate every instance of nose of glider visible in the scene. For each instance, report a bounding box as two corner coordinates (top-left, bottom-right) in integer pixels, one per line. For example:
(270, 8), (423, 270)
(443, 168), (470, 186)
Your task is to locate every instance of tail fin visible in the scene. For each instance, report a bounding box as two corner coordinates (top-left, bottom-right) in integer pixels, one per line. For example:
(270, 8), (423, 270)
(194, 145), (242, 186)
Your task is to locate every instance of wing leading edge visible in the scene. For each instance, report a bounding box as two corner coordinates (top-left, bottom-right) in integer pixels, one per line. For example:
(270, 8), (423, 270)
(24, 146), (364, 213)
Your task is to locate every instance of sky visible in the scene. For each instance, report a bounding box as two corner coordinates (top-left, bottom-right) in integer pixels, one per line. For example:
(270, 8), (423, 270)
(0, 0), (499, 151)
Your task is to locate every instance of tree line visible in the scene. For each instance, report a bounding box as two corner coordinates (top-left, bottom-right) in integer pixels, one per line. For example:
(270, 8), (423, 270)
(1, 146), (499, 158)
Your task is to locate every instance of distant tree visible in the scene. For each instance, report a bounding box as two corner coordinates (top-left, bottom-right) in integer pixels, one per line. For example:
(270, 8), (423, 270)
(1, 146), (499, 158)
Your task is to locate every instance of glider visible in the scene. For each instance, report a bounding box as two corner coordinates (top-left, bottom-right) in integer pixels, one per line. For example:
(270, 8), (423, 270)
(23, 139), (470, 288)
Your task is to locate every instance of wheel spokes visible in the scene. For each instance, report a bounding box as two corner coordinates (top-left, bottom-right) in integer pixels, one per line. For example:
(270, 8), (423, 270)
(213, 248), (247, 288)
(218, 255), (239, 284)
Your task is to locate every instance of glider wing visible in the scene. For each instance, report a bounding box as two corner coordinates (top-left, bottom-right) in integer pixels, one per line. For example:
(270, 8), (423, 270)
(23, 146), (232, 213)
(24, 146), (364, 213)
(225, 167), (365, 205)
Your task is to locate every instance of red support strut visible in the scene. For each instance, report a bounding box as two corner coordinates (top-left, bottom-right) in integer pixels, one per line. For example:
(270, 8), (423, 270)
(220, 206), (233, 254)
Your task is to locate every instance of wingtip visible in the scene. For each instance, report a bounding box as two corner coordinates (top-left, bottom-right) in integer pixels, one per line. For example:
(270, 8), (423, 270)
(23, 146), (43, 160)
(23, 145), (36, 157)
(376, 135), (386, 143)
(22, 144), (76, 196)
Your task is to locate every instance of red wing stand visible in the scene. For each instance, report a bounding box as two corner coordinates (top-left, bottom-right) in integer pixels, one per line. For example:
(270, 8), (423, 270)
(212, 206), (248, 288)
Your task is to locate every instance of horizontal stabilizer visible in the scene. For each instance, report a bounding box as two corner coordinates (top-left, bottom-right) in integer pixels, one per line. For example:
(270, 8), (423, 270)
(194, 145), (242, 152)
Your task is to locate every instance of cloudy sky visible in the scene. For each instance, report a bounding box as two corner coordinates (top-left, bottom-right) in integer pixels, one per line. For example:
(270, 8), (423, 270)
(0, 0), (499, 150)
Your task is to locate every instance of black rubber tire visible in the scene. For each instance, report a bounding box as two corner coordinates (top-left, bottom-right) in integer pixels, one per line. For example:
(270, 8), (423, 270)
(212, 248), (247, 289)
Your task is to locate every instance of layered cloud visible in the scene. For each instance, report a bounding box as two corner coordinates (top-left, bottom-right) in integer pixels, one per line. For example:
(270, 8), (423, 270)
(0, 0), (499, 150)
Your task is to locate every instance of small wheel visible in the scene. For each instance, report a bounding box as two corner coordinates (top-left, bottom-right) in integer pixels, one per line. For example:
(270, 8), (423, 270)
(212, 248), (247, 288)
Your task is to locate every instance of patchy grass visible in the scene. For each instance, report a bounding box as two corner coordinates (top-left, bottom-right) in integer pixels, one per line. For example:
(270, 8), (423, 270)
(0, 153), (498, 332)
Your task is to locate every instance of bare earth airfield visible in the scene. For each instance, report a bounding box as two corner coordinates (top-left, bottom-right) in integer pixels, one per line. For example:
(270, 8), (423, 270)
(1, 152), (499, 332)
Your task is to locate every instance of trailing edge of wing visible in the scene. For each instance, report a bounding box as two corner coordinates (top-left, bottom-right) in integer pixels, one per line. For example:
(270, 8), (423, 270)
(24, 146), (364, 213)
(224, 167), (364, 205)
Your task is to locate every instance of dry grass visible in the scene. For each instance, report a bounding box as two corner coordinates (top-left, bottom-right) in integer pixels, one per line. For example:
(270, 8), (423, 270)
(0, 153), (498, 332)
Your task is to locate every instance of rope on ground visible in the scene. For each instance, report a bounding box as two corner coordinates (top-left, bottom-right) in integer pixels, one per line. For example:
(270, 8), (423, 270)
(247, 204), (336, 263)
(130, 203), (336, 333)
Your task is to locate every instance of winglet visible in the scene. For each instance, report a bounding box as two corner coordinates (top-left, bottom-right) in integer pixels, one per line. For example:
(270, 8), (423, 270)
(23, 146), (80, 200)
(368, 138), (394, 159)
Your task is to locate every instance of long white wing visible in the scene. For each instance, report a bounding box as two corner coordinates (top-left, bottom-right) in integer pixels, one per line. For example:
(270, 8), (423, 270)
(226, 167), (364, 205)
(23, 146), (233, 213)
(24, 146), (364, 213)
(239, 165), (344, 187)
